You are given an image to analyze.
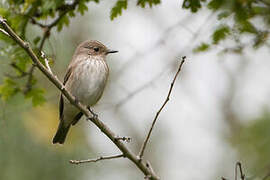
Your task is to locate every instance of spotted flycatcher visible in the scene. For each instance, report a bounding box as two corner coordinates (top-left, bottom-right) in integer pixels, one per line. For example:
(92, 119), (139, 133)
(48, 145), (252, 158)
(53, 40), (118, 144)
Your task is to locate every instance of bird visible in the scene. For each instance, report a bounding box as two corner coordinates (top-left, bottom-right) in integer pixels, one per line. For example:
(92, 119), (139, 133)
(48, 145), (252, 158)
(52, 40), (118, 144)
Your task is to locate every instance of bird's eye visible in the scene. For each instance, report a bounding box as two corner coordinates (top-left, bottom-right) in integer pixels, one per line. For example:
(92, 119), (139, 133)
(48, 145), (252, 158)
(94, 47), (99, 52)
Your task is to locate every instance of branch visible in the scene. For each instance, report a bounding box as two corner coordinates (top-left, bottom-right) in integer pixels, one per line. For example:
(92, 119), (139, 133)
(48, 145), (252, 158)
(70, 154), (124, 165)
(138, 56), (186, 159)
(235, 162), (245, 180)
(41, 51), (52, 74)
(0, 17), (160, 180)
(0, 28), (9, 36)
(24, 0), (80, 94)
(31, 0), (80, 29)
(23, 64), (35, 94)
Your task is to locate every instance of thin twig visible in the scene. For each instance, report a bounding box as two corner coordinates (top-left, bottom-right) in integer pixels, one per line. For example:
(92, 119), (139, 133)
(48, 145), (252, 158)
(24, 65), (35, 94)
(70, 154), (124, 165)
(115, 136), (132, 143)
(0, 17), (160, 180)
(39, 28), (50, 50)
(41, 51), (52, 74)
(235, 162), (245, 180)
(138, 56), (186, 159)
(30, 0), (80, 29)
(30, 17), (46, 28)
(10, 62), (28, 76)
(0, 28), (9, 36)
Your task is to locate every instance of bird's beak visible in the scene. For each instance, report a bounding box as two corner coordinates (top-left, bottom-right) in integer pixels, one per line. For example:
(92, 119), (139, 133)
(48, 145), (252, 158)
(106, 50), (118, 54)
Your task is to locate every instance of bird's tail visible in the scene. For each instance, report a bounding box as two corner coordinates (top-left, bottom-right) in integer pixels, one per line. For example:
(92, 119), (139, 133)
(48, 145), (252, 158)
(52, 121), (70, 144)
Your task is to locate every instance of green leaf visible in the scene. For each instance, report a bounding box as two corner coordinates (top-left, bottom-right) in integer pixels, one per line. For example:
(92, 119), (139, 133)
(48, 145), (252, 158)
(182, 0), (203, 13)
(207, 0), (224, 10)
(41, 0), (57, 16)
(193, 43), (210, 53)
(217, 11), (230, 20)
(252, 6), (270, 15)
(89, 0), (99, 2)
(0, 78), (19, 101)
(57, 15), (69, 32)
(0, 7), (9, 17)
(238, 20), (257, 34)
(78, 1), (88, 15)
(11, 46), (31, 73)
(137, 0), (161, 8)
(212, 25), (230, 44)
(25, 88), (46, 106)
(68, 11), (75, 17)
(110, 0), (127, 20)
(33, 36), (41, 45)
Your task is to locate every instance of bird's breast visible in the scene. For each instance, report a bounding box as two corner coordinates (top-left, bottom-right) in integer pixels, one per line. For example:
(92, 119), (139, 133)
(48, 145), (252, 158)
(67, 58), (109, 106)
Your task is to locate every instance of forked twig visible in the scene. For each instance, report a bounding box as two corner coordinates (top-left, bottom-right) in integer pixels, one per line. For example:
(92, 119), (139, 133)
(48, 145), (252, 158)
(138, 56), (186, 159)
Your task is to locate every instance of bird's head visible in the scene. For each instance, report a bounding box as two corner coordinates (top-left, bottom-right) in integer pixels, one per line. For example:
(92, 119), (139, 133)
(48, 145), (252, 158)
(75, 40), (118, 57)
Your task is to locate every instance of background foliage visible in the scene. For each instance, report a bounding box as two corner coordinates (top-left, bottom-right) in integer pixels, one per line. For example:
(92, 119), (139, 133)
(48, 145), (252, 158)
(1, 0), (270, 179)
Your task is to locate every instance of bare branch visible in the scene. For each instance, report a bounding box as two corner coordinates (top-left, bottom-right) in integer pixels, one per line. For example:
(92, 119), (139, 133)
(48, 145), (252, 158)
(70, 154), (124, 165)
(138, 56), (186, 159)
(0, 16), (160, 180)
(235, 162), (245, 180)
(0, 28), (10, 36)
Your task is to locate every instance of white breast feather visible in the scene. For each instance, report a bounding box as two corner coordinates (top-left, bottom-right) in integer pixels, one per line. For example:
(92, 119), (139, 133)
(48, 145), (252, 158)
(67, 57), (108, 106)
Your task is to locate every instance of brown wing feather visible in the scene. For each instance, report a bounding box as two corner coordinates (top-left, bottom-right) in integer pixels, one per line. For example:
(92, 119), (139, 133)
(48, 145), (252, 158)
(59, 67), (72, 120)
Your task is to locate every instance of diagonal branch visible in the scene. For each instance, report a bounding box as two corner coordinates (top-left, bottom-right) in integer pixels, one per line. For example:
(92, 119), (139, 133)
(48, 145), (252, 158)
(0, 17), (160, 180)
(70, 154), (124, 164)
(138, 56), (186, 159)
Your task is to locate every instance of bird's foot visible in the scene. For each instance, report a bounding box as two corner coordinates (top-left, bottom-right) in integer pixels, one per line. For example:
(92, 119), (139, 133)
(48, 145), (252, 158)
(87, 106), (98, 119)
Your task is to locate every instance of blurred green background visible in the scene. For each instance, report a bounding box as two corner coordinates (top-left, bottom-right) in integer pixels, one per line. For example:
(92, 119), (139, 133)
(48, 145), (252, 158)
(1, 0), (270, 179)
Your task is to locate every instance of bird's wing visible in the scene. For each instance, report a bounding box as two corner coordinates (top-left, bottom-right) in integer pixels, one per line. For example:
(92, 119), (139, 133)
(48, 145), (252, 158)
(59, 67), (72, 120)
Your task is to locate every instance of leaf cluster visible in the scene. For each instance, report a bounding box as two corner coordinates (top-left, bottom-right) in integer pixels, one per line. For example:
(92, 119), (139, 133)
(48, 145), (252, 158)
(110, 0), (161, 20)
(183, 0), (270, 53)
(0, 0), (98, 106)
(0, 0), (163, 106)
